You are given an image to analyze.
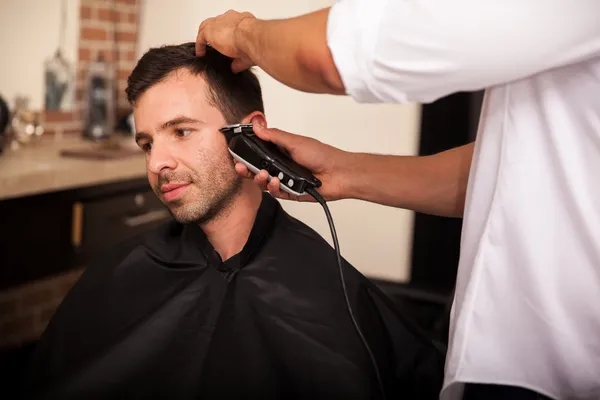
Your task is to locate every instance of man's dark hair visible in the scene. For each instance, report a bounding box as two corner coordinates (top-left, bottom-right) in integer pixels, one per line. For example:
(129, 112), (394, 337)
(126, 42), (264, 123)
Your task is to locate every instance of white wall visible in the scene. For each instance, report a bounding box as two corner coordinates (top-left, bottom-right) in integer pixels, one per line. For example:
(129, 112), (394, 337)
(138, 0), (421, 282)
(0, 0), (80, 110)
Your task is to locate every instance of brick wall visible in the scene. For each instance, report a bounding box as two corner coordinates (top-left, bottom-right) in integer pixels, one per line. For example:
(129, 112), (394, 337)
(0, 269), (84, 350)
(0, 0), (140, 350)
(43, 0), (140, 137)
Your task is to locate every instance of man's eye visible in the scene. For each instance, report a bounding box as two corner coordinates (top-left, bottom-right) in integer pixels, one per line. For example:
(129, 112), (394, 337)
(140, 142), (152, 152)
(175, 129), (192, 137)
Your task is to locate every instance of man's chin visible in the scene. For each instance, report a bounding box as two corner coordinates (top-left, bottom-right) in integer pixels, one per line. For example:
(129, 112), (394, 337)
(164, 201), (193, 223)
(162, 200), (209, 225)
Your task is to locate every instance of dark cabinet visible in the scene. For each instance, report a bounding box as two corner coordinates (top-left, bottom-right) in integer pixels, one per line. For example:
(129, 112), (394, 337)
(0, 178), (172, 290)
(0, 194), (74, 290)
(75, 186), (169, 258)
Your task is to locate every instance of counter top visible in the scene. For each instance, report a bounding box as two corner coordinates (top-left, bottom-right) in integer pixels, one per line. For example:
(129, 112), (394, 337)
(0, 135), (147, 201)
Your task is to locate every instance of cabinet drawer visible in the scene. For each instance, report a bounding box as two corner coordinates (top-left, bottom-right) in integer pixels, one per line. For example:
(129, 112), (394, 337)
(73, 189), (172, 256)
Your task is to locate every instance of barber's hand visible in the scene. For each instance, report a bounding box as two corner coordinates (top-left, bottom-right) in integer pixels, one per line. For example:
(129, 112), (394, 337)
(236, 125), (350, 202)
(196, 10), (256, 73)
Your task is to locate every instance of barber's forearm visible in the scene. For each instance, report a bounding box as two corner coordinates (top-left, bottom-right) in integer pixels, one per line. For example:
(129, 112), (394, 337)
(236, 8), (345, 95)
(342, 143), (475, 218)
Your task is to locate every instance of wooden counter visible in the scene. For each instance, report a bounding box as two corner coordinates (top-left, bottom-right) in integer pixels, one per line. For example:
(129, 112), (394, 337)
(0, 135), (165, 290)
(0, 135), (147, 201)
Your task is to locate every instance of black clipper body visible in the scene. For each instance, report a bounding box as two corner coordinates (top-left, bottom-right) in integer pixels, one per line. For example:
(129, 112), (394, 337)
(220, 124), (322, 196)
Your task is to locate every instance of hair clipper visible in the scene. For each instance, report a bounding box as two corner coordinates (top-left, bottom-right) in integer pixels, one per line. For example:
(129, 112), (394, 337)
(219, 124), (322, 196)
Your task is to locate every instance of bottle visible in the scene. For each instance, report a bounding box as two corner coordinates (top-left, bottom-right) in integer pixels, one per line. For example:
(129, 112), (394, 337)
(83, 54), (115, 140)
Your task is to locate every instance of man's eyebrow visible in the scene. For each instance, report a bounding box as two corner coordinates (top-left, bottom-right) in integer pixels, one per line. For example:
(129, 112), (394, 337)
(158, 116), (203, 131)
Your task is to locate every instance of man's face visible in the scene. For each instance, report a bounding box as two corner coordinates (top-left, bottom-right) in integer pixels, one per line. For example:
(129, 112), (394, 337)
(134, 69), (242, 224)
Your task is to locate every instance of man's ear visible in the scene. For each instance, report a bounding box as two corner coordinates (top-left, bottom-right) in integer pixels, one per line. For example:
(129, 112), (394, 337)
(242, 111), (267, 128)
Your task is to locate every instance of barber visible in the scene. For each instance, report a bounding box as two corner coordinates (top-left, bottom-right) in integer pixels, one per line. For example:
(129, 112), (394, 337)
(196, 1), (600, 400)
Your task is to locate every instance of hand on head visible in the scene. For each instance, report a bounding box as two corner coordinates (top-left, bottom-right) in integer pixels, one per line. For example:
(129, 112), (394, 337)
(196, 10), (256, 73)
(236, 124), (349, 203)
(196, 11), (349, 203)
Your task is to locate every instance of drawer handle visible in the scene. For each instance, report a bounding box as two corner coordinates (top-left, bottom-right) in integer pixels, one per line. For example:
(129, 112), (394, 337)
(123, 209), (170, 227)
(72, 202), (84, 247)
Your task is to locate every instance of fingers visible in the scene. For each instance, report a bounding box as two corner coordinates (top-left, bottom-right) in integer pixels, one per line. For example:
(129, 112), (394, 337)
(234, 163), (272, 194)
(231, 57), (254, 73)
(195, 17), (214, 56)
(259, 171), (315, 202)
(255, 170), (271, 190)
(252, 170), (291, 201)
(252, 124), (294, 151)
(234, 161), (253, 179)
(263, 172), (281, 193)
(235, 162), (315, 202)
(251, 123), (271, 140)
(261, 175), (294, 201)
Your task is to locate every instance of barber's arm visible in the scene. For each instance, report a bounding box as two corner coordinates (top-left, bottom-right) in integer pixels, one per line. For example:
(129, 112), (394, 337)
(196, 9), (344, 95)
(244, 125), (474, 218)
(197, 0), (600, 104)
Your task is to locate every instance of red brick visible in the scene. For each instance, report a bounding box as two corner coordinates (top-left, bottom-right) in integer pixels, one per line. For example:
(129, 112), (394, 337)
(79, 47), (92, 61)
(116, 0), (137, 4)
(0, 315), (35, 337)
(80, 5), (93, 19)
(127, 50), (136, 61)
(81, 27), (107, 41)
(98, 7), (119, 22)
(116, 31), (136, 43)
(99, 49), (117, 62)
(128, 12), (137, 24)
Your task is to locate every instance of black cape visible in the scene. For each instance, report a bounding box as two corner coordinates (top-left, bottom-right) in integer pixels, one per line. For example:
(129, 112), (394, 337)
(24, 193), (444, 399)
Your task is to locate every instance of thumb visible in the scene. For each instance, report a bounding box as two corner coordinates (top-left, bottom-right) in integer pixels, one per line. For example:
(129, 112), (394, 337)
(253, 125), (296, 153)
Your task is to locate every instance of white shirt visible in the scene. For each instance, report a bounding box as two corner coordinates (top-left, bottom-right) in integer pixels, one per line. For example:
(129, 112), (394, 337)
(326, 1), (600, 399)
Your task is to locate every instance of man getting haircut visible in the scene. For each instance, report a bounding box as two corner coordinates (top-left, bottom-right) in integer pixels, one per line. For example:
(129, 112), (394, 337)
(24, 43), (443, 399)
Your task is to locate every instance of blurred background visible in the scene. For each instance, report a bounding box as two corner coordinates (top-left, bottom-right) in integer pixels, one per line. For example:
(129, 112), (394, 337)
(0, 0), (482, 392)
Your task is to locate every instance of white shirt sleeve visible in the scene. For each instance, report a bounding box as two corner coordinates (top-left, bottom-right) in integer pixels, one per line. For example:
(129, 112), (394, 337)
(326, 0), (600, 104)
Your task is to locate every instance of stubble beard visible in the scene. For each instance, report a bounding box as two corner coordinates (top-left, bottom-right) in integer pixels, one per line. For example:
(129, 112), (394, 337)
(154, 169), (244, 225)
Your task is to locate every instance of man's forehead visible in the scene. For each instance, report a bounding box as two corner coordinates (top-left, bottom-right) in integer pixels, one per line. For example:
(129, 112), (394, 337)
(138, 69), (210, 104)
(133, 70), (218, 130)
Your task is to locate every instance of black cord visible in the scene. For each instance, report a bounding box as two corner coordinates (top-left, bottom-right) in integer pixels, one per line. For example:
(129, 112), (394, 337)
(305, 187), (386, 400)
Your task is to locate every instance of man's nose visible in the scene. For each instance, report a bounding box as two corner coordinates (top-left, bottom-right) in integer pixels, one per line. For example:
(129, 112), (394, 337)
(147, 143), (177, 174)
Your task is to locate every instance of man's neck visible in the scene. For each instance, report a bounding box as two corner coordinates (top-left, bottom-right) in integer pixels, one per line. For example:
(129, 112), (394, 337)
(200, 184), (263, 261)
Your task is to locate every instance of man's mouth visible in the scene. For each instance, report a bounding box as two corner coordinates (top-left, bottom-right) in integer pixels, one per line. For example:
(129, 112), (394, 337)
(160, 183), (190, 202)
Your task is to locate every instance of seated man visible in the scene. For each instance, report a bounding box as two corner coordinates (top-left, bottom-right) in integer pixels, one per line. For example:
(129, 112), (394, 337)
(24, 43), (443, 399)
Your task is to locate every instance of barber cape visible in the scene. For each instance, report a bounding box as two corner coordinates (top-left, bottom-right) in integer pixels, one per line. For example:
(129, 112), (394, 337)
(24, 193), (443, 399)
